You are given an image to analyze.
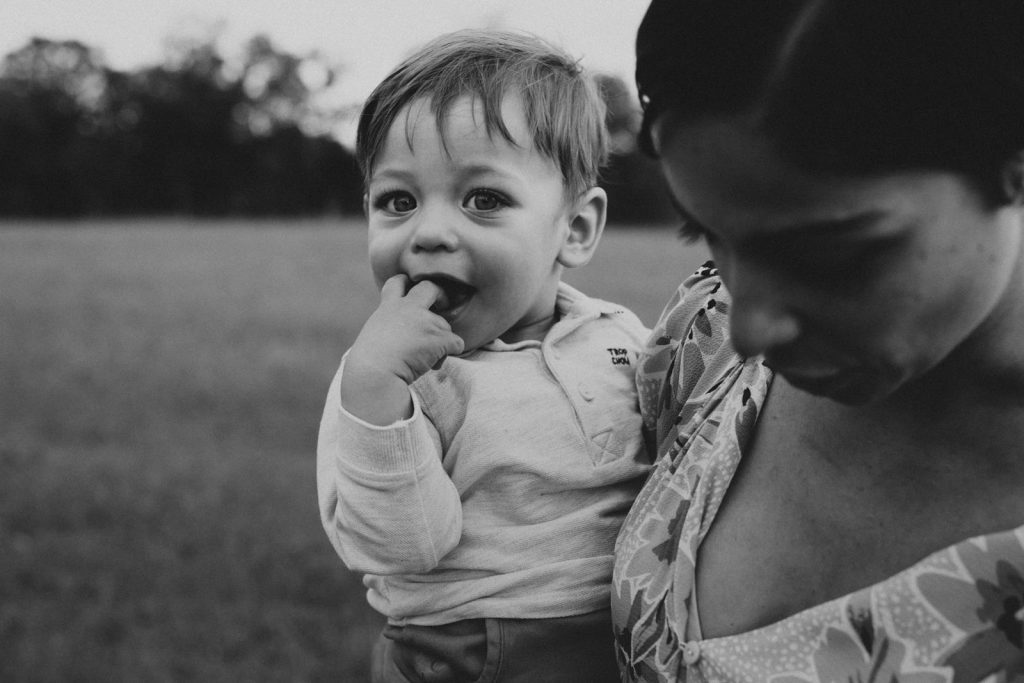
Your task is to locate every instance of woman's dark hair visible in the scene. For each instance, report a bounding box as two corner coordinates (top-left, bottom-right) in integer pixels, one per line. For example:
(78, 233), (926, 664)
(636, 0), (1024, 204)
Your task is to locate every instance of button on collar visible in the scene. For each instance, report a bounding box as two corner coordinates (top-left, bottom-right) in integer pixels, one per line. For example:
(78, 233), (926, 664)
(578, 381), (595, 401)
(682, 640), (701, 665)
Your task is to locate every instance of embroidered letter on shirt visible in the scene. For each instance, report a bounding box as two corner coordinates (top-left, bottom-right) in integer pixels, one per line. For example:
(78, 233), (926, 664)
(607, 348), (631, 366)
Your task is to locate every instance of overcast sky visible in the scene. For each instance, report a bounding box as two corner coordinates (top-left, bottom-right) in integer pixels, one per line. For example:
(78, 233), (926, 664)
(2, 1), (650, 143)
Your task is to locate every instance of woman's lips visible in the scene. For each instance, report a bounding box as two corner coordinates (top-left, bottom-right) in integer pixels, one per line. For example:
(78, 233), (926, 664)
(764, 355), (846, 390)
(763, 349), (848, 378)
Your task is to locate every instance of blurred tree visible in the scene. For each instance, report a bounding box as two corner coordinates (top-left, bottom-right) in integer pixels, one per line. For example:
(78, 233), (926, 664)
(0, 41), (667, 223)
(0, 39), (105, 215)
(236, 35), (335, 136)
(0, 34), (361, 217)
(117, 57), (241, 213)
(229, 34), (362, 215)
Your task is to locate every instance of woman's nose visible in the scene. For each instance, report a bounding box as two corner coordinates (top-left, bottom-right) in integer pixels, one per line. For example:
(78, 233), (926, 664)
(722, 264), (800, 359)
(728, 300), (800, 359)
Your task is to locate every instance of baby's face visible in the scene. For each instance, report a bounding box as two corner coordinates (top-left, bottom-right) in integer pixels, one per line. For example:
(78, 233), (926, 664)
(366, 94), (572, 352)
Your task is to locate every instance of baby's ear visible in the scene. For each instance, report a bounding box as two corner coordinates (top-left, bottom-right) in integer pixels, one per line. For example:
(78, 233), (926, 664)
(557, 187), (607, 268)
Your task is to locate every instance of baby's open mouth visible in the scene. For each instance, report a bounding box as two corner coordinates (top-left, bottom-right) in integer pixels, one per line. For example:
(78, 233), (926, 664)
(414, 274), (476, 318)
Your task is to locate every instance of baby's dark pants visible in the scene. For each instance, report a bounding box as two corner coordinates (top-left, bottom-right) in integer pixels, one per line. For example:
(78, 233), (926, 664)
(370, 608), (621, 683)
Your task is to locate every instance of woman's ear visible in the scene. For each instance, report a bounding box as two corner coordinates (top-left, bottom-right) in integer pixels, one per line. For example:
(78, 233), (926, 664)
(363, 193), (370, 217)
(1001, 151), (1024, 206)
(557, 187), (608, 268)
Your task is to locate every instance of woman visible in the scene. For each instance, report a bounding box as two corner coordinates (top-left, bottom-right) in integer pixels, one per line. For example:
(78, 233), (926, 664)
(613, 1), (1024, 680)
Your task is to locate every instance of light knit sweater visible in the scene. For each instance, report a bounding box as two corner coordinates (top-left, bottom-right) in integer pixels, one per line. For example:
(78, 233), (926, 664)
(317, 283), (650, 626)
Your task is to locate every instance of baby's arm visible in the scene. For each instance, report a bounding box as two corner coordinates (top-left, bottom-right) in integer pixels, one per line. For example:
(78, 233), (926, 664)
(317, 367), (462, 575)
(317, 275), (465, 575)
(341, 275), (463, 424)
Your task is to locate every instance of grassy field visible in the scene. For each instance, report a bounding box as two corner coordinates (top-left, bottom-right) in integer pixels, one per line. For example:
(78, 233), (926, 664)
(0, 218), (705, 682)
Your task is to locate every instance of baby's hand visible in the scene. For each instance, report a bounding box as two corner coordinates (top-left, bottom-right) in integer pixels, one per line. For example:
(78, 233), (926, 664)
(340, 275), (464, 424)
(350, 274), (465, 382)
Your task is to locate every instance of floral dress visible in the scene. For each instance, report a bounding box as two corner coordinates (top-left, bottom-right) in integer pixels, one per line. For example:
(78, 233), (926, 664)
(611, 262), (1024, 682)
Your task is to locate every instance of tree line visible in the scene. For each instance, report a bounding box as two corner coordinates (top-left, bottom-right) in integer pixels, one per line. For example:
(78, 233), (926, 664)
(0, 34), (674, 223)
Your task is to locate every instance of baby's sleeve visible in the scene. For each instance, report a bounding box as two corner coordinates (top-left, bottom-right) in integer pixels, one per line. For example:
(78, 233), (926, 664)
(316, 355), (462, 575)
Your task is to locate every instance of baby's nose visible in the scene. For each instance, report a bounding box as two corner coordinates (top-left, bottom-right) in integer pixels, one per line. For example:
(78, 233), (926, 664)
(411, 217), (458, 252)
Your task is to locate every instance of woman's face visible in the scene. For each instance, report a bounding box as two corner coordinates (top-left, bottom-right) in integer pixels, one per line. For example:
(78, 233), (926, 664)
(653, 114), (1024, 404)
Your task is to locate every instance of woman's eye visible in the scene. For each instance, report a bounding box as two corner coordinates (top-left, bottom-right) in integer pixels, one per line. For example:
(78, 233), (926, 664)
(377, 192), (416, 213)
(677, 218), (719, 246)
(466, 190), (506, 212)
(677, 219), (705, 244)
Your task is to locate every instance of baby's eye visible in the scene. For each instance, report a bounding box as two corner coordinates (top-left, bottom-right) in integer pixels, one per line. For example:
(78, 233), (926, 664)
(465, 189), (508, 213)
(376, 191), (417, 214)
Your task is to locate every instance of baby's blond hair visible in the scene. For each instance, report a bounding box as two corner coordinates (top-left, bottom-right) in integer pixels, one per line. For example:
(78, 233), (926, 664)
(356, 29), (609, 198)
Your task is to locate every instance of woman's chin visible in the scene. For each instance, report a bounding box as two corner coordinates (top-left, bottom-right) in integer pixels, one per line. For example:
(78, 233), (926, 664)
(784, 368), (900, 406)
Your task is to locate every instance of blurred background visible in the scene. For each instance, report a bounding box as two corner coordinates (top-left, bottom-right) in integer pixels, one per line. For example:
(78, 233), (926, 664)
(0, 1), (703, 680)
